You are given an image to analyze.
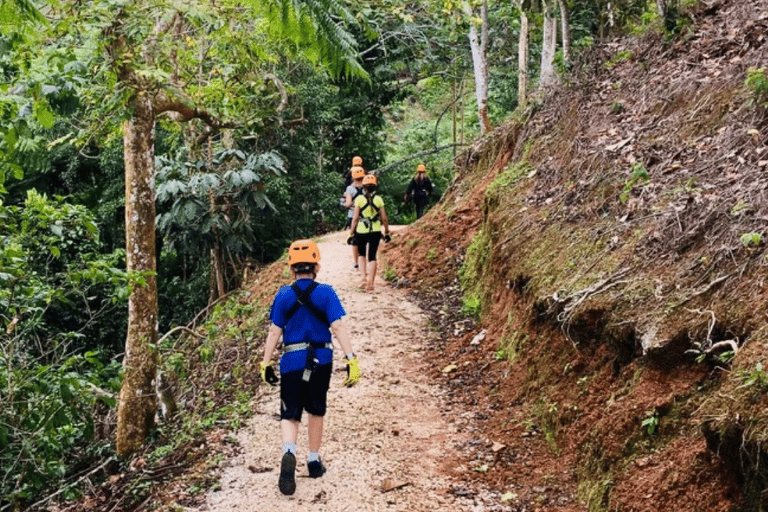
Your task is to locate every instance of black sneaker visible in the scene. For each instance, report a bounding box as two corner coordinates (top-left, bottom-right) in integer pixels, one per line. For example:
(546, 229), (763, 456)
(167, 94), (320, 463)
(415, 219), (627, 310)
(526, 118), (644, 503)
(307, 459), (326, 478)
(278, 452), (296, 495)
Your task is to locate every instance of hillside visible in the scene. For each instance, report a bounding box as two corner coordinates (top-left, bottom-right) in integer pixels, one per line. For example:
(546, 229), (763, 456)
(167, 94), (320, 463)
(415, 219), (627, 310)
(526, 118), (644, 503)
(382, 1), (768, 511)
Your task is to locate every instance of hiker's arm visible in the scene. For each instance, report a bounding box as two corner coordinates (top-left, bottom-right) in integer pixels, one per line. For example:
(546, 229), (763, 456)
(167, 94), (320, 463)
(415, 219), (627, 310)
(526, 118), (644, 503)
(262, 323), (283, 365)
(343, 192), (353, 208)
(330, 319), (355, 356)
(350, 206), (361, 234)
(380, 204), (390, 235)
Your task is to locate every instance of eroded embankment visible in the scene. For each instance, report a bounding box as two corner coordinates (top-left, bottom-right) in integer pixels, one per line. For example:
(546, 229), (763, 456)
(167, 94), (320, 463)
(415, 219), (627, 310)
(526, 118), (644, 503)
(384, 1), (768, 510)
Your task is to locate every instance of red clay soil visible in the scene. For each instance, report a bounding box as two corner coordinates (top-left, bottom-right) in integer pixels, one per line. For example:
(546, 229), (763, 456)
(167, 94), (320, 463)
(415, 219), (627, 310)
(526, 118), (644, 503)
(380, 3), (768, 508)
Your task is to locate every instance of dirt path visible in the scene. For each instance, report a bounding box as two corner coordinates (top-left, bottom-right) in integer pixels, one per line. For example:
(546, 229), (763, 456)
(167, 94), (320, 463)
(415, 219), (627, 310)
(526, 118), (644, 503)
(185, 228), (478, 512)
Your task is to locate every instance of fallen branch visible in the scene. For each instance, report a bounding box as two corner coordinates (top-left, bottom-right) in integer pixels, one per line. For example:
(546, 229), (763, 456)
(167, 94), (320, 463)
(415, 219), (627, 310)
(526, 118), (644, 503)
(372, 144), (467, 176)
(158, 325), (206, 346)
(679, 274), (730, 305)
(27, 457), (117, 511)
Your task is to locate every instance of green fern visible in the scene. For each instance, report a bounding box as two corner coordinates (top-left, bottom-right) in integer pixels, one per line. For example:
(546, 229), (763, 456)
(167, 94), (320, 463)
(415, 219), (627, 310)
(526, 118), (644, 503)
(252, 0), (368, 80)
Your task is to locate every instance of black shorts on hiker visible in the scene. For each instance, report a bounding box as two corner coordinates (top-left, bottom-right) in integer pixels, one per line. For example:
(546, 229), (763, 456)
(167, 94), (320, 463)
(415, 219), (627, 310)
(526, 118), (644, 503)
(355, 231), (382, 261)
(280, 363), (333, 421)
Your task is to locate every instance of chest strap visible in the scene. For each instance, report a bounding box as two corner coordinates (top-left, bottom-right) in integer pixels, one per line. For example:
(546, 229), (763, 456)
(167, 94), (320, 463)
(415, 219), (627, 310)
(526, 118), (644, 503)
(283, 282), (329, 326)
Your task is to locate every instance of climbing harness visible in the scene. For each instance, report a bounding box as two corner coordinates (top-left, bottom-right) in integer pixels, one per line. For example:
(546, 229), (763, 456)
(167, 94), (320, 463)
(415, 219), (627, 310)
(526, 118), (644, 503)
(284, 282), (329, 326)
(283, 281), (332, 381)
(358, 194), (381, 232)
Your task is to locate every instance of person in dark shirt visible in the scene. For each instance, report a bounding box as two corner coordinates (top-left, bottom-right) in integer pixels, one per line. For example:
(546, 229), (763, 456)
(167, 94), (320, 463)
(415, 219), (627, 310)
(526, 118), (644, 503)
(404, 163), (434, 219)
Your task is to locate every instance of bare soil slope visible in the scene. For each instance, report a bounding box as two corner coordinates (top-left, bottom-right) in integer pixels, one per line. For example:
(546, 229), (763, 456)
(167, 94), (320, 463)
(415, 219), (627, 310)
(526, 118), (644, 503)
(382, 1), (768, 511)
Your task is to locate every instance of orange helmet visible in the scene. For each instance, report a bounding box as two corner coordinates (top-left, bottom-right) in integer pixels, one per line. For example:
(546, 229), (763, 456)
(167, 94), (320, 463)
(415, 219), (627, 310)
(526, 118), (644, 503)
(352, 155), (363, 166)
(362, 174), (377, 186)
(287, 239), (321, 266)
(417, 164), (426, 173)
(351, 166), (365, 180)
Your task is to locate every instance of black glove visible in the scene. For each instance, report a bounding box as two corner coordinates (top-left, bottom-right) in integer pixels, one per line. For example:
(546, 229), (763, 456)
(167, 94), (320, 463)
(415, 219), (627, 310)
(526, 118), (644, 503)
(347, 234), (356, 245)
(383, 233), (391, 243)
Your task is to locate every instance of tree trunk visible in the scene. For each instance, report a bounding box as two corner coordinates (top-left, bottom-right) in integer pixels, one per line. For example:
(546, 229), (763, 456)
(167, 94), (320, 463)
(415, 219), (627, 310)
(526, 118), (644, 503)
(116, 92), (159, 458)
(518, 8), (529, 106)
(211, 244), (226, 302)
(465, 0), (491, 134)
(539, 0), (558, 89)
(558, 0), (571, 68)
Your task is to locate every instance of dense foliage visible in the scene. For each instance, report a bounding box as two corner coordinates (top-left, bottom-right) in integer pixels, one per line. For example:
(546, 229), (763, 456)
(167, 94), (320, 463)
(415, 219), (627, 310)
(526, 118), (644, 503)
(0, 191), (125, 508)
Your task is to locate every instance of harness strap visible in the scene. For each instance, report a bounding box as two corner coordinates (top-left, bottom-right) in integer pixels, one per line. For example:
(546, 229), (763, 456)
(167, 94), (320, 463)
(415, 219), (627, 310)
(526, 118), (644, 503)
(283, 341), (333, 353)
(283, 281), (329, 326)
(360, 194), (381, 224)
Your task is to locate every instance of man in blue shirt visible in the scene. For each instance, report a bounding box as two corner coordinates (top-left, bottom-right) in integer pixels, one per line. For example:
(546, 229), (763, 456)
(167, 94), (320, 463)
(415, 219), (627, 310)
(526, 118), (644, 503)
(260, 239), (360, 495)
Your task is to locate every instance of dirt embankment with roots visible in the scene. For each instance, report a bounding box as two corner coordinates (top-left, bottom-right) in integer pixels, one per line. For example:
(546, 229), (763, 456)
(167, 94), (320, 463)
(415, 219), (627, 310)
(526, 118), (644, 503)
(381, 1), (768, 511)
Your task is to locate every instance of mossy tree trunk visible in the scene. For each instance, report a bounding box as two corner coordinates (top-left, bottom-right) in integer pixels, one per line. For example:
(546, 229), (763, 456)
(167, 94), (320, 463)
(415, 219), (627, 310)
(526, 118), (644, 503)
(539, 0), (558, 88)
(115, 92), (159, 458)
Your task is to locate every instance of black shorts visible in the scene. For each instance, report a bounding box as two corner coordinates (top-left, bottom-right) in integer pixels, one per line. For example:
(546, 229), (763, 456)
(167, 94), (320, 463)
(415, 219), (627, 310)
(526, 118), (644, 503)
(355, 231), (382, 261)
(280, 363), (333, 421)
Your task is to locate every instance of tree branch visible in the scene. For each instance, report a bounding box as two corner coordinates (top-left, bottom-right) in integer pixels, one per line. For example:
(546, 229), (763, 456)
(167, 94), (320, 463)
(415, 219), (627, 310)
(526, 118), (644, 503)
(372, 144), (467, 176)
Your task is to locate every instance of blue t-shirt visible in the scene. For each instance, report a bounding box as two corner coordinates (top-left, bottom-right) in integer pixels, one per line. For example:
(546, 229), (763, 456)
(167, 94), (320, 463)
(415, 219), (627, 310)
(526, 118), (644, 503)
(270, 279), (346, 373)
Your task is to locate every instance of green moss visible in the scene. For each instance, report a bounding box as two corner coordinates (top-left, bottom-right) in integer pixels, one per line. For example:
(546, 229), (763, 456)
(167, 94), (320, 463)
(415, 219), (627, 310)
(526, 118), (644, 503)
(485, 160), (533, 203)
(532, 396), (561, 455)
(497, 311), (529, 362)
(603, 50), (633, 69)
(459, 224), (494, 319)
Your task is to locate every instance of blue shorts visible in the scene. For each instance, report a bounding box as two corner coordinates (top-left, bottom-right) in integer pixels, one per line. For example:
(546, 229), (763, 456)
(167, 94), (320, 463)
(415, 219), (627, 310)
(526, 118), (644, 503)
(280, 364), (333, 421)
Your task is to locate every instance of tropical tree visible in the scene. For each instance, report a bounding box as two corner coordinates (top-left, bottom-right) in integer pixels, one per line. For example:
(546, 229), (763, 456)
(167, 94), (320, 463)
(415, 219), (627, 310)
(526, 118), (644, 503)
(463, 0), (491, 134)
(0, 0), (48, 195)
(517, 2), (530, 105)
(8, 0), (367, 458)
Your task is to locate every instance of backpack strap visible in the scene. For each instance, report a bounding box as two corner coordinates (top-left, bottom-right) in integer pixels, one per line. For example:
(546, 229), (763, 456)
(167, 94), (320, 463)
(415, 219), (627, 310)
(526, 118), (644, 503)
(284, 282), (329, 327)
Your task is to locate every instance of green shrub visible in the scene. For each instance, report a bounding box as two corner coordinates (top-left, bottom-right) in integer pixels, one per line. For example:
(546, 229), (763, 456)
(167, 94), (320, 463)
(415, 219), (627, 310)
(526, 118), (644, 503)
(620, 163), (650, 204)
(746, 67), (768, 107)
(0, 350), (120, 506)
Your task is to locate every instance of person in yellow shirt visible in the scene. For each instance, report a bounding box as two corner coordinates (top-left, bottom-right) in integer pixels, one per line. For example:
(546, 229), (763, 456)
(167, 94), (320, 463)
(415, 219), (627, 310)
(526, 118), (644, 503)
(349, 175), (391, 292)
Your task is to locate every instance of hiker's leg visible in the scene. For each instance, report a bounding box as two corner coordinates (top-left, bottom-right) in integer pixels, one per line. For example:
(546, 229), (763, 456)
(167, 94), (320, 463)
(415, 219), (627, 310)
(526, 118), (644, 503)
(366, 233), (382, 291)
(357, 234), (369, 286)
(307, 414), (324, 453)
(281, 419), (299, 445)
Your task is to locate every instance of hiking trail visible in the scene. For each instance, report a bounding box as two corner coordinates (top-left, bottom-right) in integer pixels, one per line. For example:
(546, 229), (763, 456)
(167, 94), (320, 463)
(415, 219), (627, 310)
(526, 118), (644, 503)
(183, 228), (479, 512)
